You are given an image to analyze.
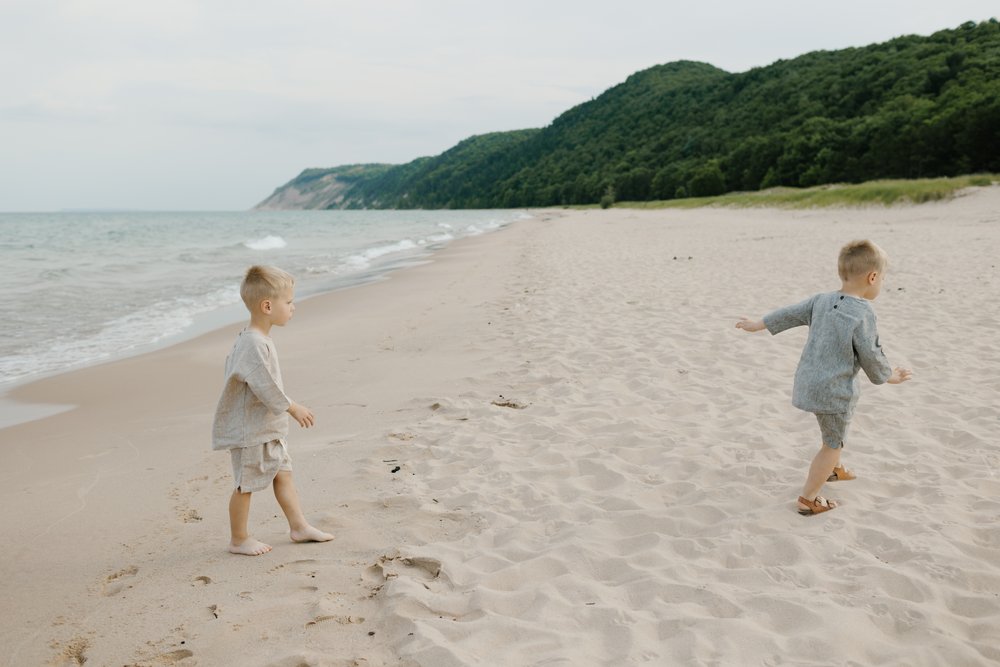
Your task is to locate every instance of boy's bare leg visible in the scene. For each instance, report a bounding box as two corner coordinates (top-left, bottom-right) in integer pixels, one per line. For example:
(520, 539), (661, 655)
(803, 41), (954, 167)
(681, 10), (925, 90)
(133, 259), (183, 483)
(799, 444), (841, 510)
(229, 489), (272, 555)
(273, 471), (334, 543)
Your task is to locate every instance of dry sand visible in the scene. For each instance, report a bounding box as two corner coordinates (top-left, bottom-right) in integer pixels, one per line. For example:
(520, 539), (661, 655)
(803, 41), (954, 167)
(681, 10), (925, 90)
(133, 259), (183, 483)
(2, 190), (999, 666)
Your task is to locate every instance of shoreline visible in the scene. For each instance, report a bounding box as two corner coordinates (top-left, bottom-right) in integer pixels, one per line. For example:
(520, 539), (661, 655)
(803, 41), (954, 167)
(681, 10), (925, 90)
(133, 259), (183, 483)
(1, 208), (528, 409)
(0, 221), (513, 430)
(4, 196), (1000, 666)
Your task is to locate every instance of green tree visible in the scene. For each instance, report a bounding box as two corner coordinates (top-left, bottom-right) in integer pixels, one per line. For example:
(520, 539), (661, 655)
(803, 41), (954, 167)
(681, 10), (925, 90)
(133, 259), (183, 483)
(263, 20), (1000, 209)
(688, 161), (726, 197)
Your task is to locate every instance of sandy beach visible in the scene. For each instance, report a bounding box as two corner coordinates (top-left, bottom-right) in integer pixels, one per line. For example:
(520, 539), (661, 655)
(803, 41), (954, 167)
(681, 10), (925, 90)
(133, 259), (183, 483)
(3, 190), (1000, 666)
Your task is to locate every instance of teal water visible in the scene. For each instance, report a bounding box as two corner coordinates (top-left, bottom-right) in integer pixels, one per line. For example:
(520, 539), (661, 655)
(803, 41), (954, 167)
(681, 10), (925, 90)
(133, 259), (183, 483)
(2, 209), (530, 388)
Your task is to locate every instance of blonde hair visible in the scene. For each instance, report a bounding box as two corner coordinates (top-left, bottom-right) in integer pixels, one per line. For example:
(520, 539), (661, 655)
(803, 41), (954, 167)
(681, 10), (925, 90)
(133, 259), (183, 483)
(240, 265), (294, 311)
(838, 240), (887, 280)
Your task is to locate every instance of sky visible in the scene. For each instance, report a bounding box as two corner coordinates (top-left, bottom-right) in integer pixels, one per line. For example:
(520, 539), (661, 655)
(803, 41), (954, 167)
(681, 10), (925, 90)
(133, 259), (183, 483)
(1, 1), (997, 211)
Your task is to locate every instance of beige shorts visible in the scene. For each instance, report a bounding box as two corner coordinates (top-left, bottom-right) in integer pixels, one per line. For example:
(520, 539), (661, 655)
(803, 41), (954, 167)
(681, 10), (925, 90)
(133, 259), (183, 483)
(230, 440), (292, 493)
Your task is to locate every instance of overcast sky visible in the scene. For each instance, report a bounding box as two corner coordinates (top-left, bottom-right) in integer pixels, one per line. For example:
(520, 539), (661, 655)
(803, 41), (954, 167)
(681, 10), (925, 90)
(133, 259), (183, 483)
(1, 1), (996, 211)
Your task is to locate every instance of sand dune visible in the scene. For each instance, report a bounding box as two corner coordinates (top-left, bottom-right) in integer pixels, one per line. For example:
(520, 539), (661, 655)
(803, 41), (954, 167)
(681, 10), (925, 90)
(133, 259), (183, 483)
(3, 190), (999, 666)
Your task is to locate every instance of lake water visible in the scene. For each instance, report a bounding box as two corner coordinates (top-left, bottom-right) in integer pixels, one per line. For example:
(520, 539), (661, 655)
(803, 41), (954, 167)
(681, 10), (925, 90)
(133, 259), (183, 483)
(2, 209), (531, 390)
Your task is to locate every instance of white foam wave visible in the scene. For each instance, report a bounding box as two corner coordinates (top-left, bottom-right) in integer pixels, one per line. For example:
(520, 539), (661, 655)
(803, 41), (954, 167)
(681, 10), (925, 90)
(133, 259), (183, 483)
(244, 235), (287, 250)
(344, 239), (419, 270)
(365, 239), (417, 259)
(0, 286), (240, 386)
(344, 255), (370, 270)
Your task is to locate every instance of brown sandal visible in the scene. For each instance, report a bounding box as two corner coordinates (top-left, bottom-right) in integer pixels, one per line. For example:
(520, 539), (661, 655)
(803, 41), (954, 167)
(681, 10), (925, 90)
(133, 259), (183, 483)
(797, 495), (838, 516)
(827, 465), (857, 482)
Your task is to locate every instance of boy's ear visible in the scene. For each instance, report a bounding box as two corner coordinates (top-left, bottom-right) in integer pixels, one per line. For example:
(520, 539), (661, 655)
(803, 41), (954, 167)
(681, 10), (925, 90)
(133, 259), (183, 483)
(867, 271), (879, 285)
(259, 298), (272, 314)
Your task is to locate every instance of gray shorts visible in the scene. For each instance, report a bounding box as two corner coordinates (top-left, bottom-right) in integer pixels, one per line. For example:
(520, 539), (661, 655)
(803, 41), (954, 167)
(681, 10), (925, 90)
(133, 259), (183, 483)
(815, 412), (853, 449)
(230, 440), (292, 492)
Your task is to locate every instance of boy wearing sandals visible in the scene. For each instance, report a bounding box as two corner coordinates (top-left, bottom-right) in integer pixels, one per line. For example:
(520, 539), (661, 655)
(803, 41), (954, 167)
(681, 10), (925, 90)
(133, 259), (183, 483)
(736, 240), (912, 515)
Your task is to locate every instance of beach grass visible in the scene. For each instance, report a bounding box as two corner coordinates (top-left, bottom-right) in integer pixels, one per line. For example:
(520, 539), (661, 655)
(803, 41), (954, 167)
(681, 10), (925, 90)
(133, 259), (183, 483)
(608, 174), (999, 209)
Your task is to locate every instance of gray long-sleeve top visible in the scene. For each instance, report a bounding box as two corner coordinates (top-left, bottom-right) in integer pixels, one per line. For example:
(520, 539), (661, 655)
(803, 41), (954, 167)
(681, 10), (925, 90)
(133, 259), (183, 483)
(763, 291), (893, 414)
(212, 328), (291, 450)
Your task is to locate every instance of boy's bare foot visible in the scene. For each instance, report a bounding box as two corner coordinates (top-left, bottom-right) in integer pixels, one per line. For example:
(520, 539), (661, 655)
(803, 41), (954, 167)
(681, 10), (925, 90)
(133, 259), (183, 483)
(229, 538), (272, 556)
(290, 525), (335, 543)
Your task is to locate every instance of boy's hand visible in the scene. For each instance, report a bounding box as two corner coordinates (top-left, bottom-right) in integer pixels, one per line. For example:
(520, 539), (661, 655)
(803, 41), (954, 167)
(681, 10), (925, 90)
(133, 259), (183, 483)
(287, 402), (315, 428)
(735, 318), (766, 333)
(887, 367), (913, 384)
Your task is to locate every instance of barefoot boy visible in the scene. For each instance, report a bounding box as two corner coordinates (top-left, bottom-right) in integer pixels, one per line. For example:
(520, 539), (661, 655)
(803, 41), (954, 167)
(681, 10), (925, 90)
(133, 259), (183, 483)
(736, 240), (912, 515)
(212, 265), (333, 555)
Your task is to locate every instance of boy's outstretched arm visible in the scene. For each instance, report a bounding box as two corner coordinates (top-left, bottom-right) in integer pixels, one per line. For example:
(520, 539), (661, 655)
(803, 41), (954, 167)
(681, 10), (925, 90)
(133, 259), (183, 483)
(736, 317), (767, 333)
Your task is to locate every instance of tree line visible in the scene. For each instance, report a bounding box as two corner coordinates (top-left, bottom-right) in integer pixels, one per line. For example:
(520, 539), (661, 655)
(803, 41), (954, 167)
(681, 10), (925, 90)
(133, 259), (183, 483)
(264, 20), (1000, 209)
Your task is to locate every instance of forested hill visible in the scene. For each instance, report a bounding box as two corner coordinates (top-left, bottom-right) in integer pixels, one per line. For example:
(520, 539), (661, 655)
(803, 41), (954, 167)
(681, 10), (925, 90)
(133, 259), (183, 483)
(255, 20), (1000, 210)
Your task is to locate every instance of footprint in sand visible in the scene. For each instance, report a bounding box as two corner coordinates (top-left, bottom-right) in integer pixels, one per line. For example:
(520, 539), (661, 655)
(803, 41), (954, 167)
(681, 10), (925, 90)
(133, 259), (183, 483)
(53, 636), (90, 666)
(306, 614), (366, 627)
(269, 559), (319, 578)
(491, 396), (529, 409)
(136, 648), (194, 665)
(102, 565), (138, 597)
(192, 576), (212, 586)
(365, 554), (443, 597)
(363, 562), (390, 597)
(178, 508), (203, 523)
(397, 556), (442, 579)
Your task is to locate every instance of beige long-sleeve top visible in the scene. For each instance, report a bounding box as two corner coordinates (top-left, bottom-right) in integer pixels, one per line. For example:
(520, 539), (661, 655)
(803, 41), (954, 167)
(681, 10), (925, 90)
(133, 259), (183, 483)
(212, 328), (291, 450)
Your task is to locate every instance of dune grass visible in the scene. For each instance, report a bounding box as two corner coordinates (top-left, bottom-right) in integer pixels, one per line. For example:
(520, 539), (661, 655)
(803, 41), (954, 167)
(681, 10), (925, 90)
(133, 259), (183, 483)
(611, 175), (998, 210)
